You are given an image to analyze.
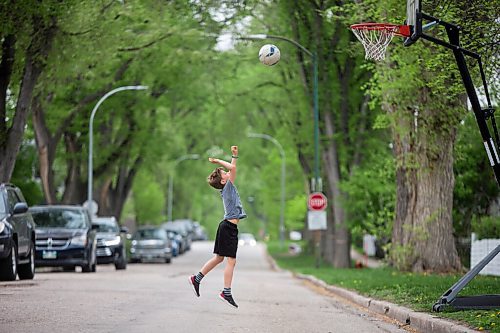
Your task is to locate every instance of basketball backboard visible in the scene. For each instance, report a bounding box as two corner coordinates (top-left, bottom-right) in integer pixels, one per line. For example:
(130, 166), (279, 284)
(404, 0), (421, 46)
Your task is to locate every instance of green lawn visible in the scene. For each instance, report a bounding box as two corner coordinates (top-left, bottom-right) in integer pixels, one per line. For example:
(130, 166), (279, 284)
(267, 241), (500, 332)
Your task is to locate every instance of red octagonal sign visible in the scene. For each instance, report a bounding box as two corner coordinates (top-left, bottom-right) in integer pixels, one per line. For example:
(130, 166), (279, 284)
(308, 192), (327, 211)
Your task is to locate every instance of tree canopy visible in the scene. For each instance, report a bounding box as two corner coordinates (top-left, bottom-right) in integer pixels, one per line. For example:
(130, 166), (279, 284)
(2, 0), (498, 272)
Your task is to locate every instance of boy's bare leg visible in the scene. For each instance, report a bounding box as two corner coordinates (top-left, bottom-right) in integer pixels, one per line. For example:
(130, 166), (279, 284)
(219, 257), (238, 308)
(223, 257), (236, 288)
(190, 255), (224, 297)
(200, 254), (224, 275)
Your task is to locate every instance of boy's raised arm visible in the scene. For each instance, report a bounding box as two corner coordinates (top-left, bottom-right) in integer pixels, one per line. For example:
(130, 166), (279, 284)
(208, 146), (238, 183)
(229, 146), (238, 183)
(208, 158), (234, 170)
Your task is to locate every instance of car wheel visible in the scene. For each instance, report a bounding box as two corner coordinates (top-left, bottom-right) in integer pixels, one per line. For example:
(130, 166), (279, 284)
(82, 248), (97, 273)
(165, 257), (171, 264)
(82, 262), (92, 272)
(63, 266), (76, 272)
(0, 241), (18, 281)
(115, 248), (127, 270)
(18, 240), (35, 280)
(115, 258), (127, 270)
(91, 248), (97, 272)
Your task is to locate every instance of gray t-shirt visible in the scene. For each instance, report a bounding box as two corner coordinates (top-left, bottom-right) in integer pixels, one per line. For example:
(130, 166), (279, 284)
(220, 180), (247, 220)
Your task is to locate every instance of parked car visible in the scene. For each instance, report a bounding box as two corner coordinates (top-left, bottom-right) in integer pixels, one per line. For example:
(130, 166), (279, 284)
(31, 205), (97, 273)
(192, 221), (208, 241)
(163, 220), (192, 252)
(130, 227), (172, 263)
(0, 183), (36, 281)
(92, 216), (127, 270)
(238, 233), (257, 247)
(164, 228), (186, 255)
(176, 219), (195, 234)
(166, 230), (179, 257)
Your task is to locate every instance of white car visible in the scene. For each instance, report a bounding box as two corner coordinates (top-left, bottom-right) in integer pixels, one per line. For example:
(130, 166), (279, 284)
(238, 233), (257, 247)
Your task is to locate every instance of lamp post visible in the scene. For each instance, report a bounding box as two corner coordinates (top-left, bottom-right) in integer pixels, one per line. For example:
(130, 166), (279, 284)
(87, 85), (148, 213)
(167, 154), (200, 222)
(243, 34), (321, 191)
(248, 133), (285, 246)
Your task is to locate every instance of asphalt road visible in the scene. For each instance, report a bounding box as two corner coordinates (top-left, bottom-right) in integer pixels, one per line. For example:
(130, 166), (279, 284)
(0, 241), (409, 333)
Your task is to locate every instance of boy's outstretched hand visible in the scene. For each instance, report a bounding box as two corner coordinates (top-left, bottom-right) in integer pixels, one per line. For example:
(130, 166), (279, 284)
(231, 146), (238, 156)
(208, 157), (218, 164)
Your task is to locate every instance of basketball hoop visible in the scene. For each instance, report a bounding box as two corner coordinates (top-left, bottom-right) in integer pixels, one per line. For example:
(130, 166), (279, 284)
(351, 23), (411, 61)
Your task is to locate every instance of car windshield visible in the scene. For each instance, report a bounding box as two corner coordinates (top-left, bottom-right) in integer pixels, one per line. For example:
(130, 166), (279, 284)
(32, 208), (88, 229)
(165, 223), (186, 235)
(240, 233), (255, 240)
(93, 219), (119, 233)
(134, 228), (166, 240)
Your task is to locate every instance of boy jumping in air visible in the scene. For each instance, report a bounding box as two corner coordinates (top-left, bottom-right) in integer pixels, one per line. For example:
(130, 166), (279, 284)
(189, 145), (246, 308)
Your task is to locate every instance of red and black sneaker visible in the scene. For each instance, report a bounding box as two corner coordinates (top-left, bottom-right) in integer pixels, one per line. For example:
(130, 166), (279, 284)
(219, 292), (238, 308)
(189, 275), (200, 297)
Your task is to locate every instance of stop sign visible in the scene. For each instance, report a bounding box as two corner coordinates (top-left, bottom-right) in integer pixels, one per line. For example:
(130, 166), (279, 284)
(308, 192), (327, 211)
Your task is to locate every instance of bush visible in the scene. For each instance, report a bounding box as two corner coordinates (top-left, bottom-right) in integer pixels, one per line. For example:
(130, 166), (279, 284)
(472, 216), (500, 239)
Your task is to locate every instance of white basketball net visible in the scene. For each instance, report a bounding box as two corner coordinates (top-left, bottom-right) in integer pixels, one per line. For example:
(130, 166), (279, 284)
(351, 25), (398, 61)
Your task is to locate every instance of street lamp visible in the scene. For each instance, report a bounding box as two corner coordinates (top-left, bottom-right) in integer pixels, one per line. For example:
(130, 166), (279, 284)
(248, 133), (285, 246)
(242, 34), (321, 191)
(87, 85), (148, 213)
(167, 154), (200, 222)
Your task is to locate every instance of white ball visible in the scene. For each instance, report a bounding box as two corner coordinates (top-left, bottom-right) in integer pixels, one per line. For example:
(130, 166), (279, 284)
(258, 44), (280, 66)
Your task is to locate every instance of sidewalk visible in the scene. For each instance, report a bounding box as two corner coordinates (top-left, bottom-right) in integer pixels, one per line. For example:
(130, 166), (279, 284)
(266, 252), (478, 333)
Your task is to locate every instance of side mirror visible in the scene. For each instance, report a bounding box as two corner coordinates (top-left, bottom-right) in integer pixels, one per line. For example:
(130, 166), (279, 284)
(120, 227), (129, 234)
(13, 202), (28, 215)
(91, 224), (99, 230)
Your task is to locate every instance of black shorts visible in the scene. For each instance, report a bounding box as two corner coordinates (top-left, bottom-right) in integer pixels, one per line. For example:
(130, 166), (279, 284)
(213, 220), (238, 258)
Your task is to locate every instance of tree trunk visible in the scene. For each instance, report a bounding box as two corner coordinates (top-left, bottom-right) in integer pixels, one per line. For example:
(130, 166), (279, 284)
(97, 158), (142, 221)
(31, 59), (133, 204)
(32, 96), (57, 203)
(284, 1), (355, 268)
(322, 110), (350, 267)
(0, 16), (57, 182)
(391, 107), (462, 273)
(0, 35), (16, 148)
(61, 133), (86, 205)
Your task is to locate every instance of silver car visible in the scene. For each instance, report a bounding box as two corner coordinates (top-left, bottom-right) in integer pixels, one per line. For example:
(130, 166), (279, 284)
(130, 227), (172, 264)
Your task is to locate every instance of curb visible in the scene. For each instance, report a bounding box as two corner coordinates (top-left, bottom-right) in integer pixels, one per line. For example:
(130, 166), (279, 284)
(265, 253), (477, 333)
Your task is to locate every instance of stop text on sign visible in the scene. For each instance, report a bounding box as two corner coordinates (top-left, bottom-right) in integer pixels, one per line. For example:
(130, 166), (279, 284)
(308, 192), (327, 211)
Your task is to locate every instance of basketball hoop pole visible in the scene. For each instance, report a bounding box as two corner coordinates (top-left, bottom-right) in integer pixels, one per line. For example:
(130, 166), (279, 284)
(413, 13), (500, 186)
(399, 11), (500, 312)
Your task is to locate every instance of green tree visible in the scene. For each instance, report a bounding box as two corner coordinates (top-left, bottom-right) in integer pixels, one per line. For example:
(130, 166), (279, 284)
(362, 0), (498, 272)
(0, 1), (75, 182)
(133, 169), (164, 225)
(11, 141), (43, 205)
(29, 0), (230, 221)
(453, 113), (499, 242)
(272, 1), (374, 267)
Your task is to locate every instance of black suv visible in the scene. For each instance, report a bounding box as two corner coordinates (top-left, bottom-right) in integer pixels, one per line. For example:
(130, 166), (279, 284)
(0, 183), (36, 281)
(31, 205), (97, 273)
(92, 216), (127, 270)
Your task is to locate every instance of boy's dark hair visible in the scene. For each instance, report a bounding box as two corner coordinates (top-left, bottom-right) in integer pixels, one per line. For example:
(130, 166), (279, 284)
(208, 167), (224, 189)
